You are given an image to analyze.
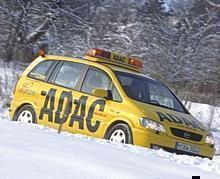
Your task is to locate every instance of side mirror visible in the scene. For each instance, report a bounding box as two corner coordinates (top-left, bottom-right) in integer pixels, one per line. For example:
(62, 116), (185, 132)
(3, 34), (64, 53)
(92, 89), (112, 100)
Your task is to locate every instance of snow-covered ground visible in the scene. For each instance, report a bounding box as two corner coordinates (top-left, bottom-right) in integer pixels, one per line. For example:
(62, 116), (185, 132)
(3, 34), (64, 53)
(1, 60), (220, 178)
(0, 119), (220, 179)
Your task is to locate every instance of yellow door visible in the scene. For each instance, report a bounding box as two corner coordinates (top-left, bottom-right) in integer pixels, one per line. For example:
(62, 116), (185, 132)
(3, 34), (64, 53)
(64, 92), (109, 137)
(72, 66), (112, 138)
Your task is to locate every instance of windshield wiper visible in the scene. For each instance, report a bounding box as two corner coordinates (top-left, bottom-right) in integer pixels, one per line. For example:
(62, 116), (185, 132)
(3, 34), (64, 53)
(148, 101), (175, 111)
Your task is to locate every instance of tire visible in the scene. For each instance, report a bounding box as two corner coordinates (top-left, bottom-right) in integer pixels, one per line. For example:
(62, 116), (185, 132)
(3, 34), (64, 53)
(105, 123), (133, 144)
(13, 105), (36, 124)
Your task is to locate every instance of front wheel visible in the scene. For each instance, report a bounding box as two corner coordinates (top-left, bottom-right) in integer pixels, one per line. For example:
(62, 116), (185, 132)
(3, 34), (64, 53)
(13, 105), (36, 123)
(105, 123), (132, 144)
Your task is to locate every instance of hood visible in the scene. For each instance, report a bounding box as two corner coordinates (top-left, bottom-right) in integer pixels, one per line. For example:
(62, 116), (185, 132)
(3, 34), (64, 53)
(132, 100), (209, 134)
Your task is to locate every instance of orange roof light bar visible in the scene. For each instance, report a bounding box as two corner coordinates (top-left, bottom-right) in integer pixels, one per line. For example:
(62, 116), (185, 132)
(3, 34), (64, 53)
(86, 48), (143, 70)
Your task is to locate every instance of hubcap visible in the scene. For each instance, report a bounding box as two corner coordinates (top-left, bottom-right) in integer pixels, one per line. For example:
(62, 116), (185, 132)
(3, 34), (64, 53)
(17, 110), (33, 123)
(109, 129), (126, 143)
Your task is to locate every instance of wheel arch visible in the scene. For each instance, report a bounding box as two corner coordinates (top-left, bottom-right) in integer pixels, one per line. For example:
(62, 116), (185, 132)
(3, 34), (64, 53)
(104, 119), (134, 144)
(13, 103), (36, 121)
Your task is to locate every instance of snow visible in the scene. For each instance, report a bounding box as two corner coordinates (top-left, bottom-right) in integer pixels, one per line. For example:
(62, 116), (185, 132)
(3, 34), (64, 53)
(0, 119), (220, 179)
(188, 102), (220, 130)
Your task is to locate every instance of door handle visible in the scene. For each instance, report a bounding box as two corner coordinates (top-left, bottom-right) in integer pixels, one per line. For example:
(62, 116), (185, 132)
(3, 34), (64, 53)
(41, 90), (47, 96)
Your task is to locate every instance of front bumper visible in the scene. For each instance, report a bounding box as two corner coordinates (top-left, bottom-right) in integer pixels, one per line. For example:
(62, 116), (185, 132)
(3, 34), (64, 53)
(150, 144), (212, 159)
(133, 128), (215, 159)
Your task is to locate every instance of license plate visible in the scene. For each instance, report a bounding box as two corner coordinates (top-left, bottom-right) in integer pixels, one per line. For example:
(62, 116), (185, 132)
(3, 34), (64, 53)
(175, 142), (199, 154)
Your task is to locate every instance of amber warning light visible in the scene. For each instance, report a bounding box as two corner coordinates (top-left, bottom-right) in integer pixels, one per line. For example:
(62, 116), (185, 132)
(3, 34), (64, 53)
(38, 48), (46, 57)
(86, 48), (111, 59)
(86, 48), (143, 70)
(129, 57), (143, 69)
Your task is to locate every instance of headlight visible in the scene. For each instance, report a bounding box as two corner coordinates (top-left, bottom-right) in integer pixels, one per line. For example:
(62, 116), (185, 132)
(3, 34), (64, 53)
(139, 117), (166, 133)
(205, 134), (214, 145)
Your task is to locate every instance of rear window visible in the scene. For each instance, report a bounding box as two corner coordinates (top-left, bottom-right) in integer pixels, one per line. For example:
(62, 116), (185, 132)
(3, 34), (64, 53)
(28, 60), (54, 81)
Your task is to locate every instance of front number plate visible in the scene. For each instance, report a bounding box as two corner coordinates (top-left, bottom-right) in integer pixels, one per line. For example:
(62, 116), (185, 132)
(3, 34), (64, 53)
(175, 142), (199, 154)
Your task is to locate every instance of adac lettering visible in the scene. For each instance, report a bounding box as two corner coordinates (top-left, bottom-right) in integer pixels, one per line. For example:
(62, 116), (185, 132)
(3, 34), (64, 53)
(55, 91), (72, 125)
(156, 111), (205, 131)
(86, 99), (105, 133)
(112, 54), (126, 63)
(69, 96), (88, 130)
(39, 88), (56, 122)
(39, 88), (105, 133)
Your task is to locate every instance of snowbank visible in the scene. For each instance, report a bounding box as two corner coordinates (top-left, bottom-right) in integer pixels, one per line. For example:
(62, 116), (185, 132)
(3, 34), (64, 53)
(188, 102), (220, 130)
(0, 119), (220, 179)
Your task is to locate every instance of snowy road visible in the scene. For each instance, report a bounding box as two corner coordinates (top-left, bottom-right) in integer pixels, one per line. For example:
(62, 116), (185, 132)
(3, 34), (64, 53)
(0, 119), (220, 179)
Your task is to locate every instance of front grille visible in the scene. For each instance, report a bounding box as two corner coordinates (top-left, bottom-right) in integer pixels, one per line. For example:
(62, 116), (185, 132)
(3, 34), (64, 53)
(170, 128), (203, 142)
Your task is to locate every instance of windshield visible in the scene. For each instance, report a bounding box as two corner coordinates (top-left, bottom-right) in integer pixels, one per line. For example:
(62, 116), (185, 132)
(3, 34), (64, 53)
(116, 71), (186, 113)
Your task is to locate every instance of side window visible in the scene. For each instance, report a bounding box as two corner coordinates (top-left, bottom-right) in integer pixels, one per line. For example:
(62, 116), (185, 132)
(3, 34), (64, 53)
(54, 62), (86, 89)
(112, 85), (122, 102)
(28, 60), (54, 81)
(81, 68), (111, 94)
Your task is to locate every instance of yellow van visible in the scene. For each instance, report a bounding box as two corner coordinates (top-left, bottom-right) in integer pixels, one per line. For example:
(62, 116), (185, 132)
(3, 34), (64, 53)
(9, 48), (215, 159)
